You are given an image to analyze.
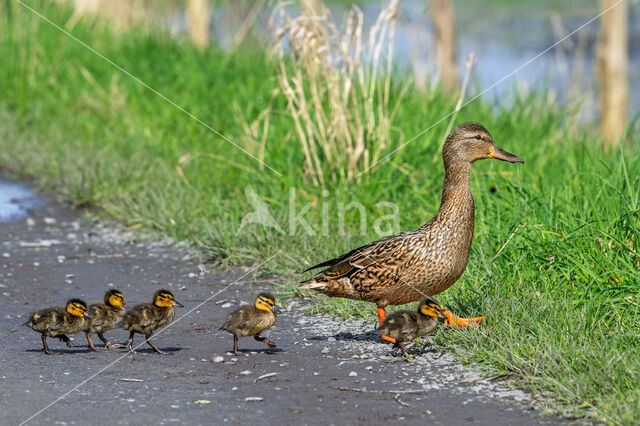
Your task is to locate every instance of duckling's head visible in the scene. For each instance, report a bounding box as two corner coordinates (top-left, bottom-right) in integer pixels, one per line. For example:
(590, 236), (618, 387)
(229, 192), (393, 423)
(418, 297), (446, 319)
(254, 293), (280, 313)
(153, 289), (184, 308)
(443, 122), (523, 166)
(104, 289), (127, 308)
(65, 299), (94, 319)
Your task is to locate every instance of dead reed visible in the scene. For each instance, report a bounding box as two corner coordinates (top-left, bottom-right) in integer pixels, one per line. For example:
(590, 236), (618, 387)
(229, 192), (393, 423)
(272, 0), (404, 185)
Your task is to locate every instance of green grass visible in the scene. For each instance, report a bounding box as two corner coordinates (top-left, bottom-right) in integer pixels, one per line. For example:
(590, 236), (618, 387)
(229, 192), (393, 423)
(1, 2), (639, 423)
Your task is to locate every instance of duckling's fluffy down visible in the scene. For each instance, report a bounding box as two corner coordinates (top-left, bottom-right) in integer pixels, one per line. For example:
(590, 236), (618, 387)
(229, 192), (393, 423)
(220, 305), (276, 337)
(84, 303), (126, 334)
(122, 303), (175, 336)
(27, 307), (89, 337)
(377, 309), (438, 343)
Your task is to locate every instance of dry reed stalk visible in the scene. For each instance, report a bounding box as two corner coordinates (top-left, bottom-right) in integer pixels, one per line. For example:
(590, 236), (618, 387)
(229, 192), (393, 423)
(271, 0), (404, 185)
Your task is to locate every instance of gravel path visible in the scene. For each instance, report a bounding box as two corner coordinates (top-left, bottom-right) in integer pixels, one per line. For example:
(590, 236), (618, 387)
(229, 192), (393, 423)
(0, 180), (562, 425)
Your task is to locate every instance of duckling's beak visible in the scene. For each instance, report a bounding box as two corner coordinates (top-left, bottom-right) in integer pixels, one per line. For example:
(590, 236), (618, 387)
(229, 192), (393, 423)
(489, 145), (524, 163)
(438, 309), (447, 319)
(272, 305), (283, 314)
(173, 300), (184, 308)
(123, 302), (129, 308)
(84, 312), (95, 319)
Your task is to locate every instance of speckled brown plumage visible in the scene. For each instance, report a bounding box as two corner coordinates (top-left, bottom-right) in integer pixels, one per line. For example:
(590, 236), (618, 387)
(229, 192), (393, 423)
(220, 293), (279, 356)
(301, 122), (523, 316)
(26, 299), (93, 355)
(377, 297), (443, 356)
(83, 289), (127, 350)
(122, 289), (183, 354)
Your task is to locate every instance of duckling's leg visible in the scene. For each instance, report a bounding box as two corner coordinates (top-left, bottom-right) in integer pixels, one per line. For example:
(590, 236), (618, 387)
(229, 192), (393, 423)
(376, 306), (397, 344)
(97, 333), (124, 349)
(41, 335), (54, 355)
(233, 335), (240, 356)
(126, 331), (136, 353)
(390, 341), (410, 358)
(440, 310), (484, 328)
(58, 335), (72, 347)
(399, 342), (409, 358)
(254, 334), (277, 349)
(145, 334), (167, 354)
(86, 332), (107, 351)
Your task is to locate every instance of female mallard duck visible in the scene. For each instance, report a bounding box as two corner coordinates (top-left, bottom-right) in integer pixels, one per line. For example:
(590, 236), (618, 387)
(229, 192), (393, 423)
(83, 289), (128, 351)
(220, 293), (280, 356)
(377, 297), (445, 357)
(300, 122), (523, 342)
(26, 298), (94, 355)
(122, 289), (183, 354)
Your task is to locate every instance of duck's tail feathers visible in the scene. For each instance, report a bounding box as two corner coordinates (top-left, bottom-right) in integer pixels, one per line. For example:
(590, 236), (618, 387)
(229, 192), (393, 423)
(298, 279), (327, 290)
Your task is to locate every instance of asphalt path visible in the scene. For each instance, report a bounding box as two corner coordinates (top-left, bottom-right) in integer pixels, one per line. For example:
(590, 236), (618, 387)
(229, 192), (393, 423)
(0, 179), (562, 425)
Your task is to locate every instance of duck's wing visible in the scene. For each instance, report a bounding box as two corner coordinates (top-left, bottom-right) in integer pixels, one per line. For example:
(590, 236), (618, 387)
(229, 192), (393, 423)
(302, 241), (378, 273)
(302, 231), (414, 283)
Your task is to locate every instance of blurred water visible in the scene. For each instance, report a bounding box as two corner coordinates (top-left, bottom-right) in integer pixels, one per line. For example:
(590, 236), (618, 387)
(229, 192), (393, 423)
(167, 0), (639, 118)
(0, 181), (42, 222)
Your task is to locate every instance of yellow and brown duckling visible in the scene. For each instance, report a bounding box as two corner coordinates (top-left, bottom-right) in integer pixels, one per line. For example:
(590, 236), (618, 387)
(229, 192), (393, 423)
(26, 298), (94, 355)
(220, 293), (281, 356)
(377, 297), (446, 357)
(301, 122), (523, 343)
(83, 289), (128, 351)
(122, 289), (183, 354)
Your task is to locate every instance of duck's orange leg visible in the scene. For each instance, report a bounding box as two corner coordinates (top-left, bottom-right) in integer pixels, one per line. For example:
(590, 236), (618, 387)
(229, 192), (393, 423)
(376, 307), (397, 344)
(441, 309), (484, 328)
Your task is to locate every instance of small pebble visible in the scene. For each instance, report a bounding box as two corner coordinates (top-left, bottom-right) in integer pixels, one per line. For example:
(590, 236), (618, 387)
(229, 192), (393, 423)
(349, 372), (357, 377)
(245, 397), (263, 402)
(240, 370), (252, 375)
(212, 356), (224, 363)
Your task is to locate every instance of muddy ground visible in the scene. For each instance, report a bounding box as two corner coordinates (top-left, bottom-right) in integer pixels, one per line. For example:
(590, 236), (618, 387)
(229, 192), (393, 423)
(0, 180), (562, 425)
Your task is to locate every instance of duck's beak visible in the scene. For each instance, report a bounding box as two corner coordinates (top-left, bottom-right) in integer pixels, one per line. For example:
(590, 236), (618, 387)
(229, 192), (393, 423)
(272, 305), (283, 315)
(173, 300), (184, 308)
(122, 302), (129, 308)
(438, 309), (447, 319)
(489, 145), (524, 163)
(84, 312), (95, 319)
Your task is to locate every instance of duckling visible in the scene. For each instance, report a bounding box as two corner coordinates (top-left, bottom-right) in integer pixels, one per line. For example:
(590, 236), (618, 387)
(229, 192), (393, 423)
(220, 293), (280, 356)
(377, 297), (446, 357)
(26, 299), (94, 355)
(122, 289), (183, 354)
(84, 289), (128, 351)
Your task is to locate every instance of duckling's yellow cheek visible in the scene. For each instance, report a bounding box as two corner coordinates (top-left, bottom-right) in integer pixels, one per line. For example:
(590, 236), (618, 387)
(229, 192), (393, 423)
(109, 295), (124, 307)
(155, 296), (174, 307)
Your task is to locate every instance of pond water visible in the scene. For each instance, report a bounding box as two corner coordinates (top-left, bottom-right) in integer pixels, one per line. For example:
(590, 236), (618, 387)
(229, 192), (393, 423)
(0, 180), (43, 222)
(195, 0), (640, 119)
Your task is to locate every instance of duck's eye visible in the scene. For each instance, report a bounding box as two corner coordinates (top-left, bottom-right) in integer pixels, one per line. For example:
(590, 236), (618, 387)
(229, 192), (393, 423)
(475, 134), (483, 140)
